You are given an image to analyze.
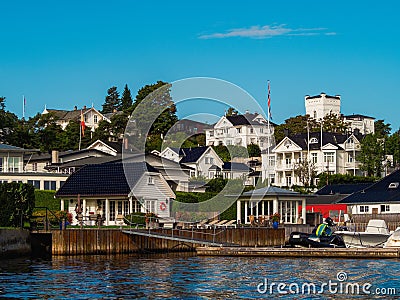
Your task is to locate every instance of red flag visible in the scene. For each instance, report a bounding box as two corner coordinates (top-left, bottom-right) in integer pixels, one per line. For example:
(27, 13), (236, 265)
(267, 81), (272, 120)
(80, 110), (85, 137)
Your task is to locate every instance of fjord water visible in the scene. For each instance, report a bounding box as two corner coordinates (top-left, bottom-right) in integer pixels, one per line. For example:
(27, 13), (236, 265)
(1, 254), (399, 299)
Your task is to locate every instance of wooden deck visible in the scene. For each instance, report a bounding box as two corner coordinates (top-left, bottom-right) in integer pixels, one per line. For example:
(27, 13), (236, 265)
(196, 246), (400, 259)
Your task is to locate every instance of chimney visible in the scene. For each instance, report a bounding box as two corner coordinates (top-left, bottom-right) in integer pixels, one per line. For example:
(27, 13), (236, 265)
(74, 106), (77, 111)
(284, 128), (290, 137)
(353, 128), (360, 136)
(51, 150), (59, 164)
(83, 105), (87, 110)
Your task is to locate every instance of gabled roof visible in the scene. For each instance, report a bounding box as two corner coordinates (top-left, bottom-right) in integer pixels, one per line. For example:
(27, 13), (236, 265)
(280, 132), (363, 151)
(343, 114), (375, 120)
(243, 186), (301, 197)
(55, 162), (158, 197)
(179, 146), (209, 163)
(223, 162), (253, 172)
(337, 170), (400, 204)
(0, 144), (39, 153)
(316, 183), (374, 195)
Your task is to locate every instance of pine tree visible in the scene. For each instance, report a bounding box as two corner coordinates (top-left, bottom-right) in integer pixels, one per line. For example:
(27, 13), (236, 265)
(121, 84), (133, 111)
(101, 86), (121, 113)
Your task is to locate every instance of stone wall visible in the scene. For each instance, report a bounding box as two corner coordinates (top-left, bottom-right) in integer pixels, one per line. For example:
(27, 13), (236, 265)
(0, 229), (31, 258)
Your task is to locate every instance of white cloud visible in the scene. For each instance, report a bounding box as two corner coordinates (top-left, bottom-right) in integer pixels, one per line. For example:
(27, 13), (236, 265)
(199, 24), (334, 39)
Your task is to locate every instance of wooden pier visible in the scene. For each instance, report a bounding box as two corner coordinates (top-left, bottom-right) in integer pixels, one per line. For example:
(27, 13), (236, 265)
(48, 227), (285, 255)
(196, 246), (400, 259)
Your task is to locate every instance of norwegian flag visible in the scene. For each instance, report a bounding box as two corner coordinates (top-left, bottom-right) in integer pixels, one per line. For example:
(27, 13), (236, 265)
(267, 80), (272, 120)
(80, 110), (86, 137)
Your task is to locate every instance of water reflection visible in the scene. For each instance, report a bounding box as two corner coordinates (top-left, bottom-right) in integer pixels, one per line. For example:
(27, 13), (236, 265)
(0, 254), (399, 299)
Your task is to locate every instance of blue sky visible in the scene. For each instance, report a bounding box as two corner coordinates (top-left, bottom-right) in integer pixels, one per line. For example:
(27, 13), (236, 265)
(1, 1), (399, 131)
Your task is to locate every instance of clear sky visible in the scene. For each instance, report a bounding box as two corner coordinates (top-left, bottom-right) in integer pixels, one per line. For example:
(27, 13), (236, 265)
(1, 1), (399, 131)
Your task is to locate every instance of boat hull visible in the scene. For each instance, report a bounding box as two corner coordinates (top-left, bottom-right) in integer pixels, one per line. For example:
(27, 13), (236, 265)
(336, 231), (390, 248)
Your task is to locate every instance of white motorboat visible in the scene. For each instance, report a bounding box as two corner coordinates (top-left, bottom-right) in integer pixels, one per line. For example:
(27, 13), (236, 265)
(335, 219), (391, 248)
(384, 227), (400, 248)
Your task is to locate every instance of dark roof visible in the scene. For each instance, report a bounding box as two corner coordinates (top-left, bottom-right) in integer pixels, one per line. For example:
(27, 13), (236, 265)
(337, 170), (400, 204)
(55, 162), (157, 197)
(46, 155), (122, 169)
(315, 183), (374, 195)
(286, 132), (363, 151)
(208, 164), (221, 171)
(0, 144), (38, 153)
(103, 140), (122, 153)
(306, 194), (348, 205)
(223, 162), (252, 172)
(45, 107), (93, 121)
(179, 147), (209, 163)
(243, 186), (301, 197)
(305, 93), (340, 100)
(26, 149), (109, 162)
(343, 114), (375, 120)
(226, 114), (258, 126)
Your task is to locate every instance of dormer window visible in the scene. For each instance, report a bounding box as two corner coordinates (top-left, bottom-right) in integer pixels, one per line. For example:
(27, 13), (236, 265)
(148, 176), (154, 185)
(388, 182), (399, 189)
(309, 137), (318, 144)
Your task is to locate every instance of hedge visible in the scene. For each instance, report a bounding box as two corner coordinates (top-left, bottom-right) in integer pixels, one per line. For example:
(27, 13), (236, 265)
(0, 182), (35, 227)
(34, 190), (61, 211)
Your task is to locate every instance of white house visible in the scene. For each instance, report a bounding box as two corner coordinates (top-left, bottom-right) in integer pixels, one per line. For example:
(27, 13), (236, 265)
(205, 112), (274, 150)
(42, 106), (110, 132)
(266, 131), (364, 187)
(0, 144), (69, 190)
(55, 162), (175, 226)
(305, 92), (375, 135)
(337, 169), (400, 216)
(160, 146), (224, 178)
(236, 186), (307, 225)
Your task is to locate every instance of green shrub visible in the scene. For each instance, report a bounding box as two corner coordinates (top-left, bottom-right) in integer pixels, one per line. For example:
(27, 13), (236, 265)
(0, 182), (35, 227)
(124, 212), (146, 225)
(34, 190), (61, 210)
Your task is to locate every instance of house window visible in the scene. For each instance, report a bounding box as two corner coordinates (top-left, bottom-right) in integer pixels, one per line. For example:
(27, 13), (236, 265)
(260, 128), (263, 133)
(117, 201), (123, 215)
(32, 163), (38, 172)
(309, 137), (318, 144)
(148, 176), (154, 185)
(286, 176), (292, 186)
(324, 152), (335, 163)
(27, 180), (40, 189)
(124, 201), (129, 215)
(313, 111), (317, 119)
(227, 140), (232, 145)
(359, 205), (369, 213)
(44, 181), (56, 190)
(237, 127), (241, 133)
(84, 114), (88, 123)
(269, 156), (275, 167)
(381, 205), (390, 213)
(285, 155), (291, 167)
(145, 200), (155, 213)
(94, 115), (98, 123)
(250, 128), (254, 134)
(348, 153), (354, 163)
(110, 201), (115, 221)
(0, 157), (3, 172)
(8, 157), (20, 172)
(209, 131), (214, 137)
(311, 153), (318, 164)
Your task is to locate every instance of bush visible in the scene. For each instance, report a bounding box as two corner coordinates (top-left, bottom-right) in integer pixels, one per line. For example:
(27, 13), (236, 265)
(34, 190), (61, 210)
(0, 182), (35, 227)
(124, 212), (146, 225)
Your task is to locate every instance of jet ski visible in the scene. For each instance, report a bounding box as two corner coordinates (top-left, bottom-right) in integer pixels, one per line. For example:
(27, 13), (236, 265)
(289, 217), (346, 248)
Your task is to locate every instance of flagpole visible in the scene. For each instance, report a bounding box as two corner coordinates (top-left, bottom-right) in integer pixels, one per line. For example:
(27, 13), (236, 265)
(79, 110), (82, 151)
(22, 95), (25, 119)
(267, 80), (271, 187)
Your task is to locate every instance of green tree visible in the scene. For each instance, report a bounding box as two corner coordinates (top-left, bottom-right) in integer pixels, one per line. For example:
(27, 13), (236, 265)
(101, 86), (121, 113)
(322, 113), (348, 134)
(121, 84), (133, 111)
(36, 113), (64, 152)
(0, 97), (19, 144)
(358, 134), (385, 177)
(374, 119), (391, 138)
(225, 107), (238, 116)
(92, 119), (112, 142)
(60, 120), (91, 150)
(247, 143), (261, 157)
(293, 160), (317, 187)
(386, 130), (400, 167)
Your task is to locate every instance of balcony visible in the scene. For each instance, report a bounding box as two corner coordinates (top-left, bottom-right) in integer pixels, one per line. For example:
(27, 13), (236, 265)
(275, 163), (295, 171)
